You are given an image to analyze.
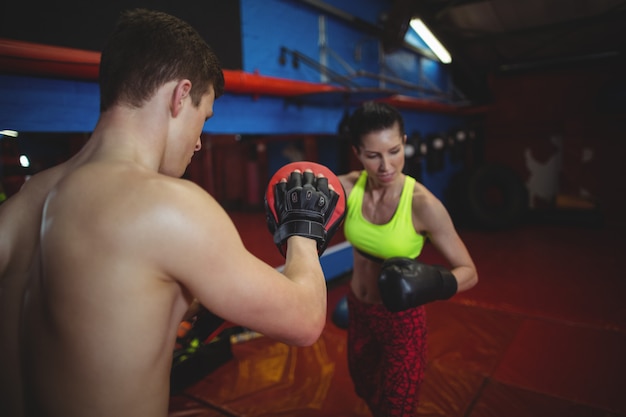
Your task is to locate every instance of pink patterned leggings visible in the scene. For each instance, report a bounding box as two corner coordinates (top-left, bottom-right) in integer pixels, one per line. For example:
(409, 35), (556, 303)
(347, 291), (427, 417)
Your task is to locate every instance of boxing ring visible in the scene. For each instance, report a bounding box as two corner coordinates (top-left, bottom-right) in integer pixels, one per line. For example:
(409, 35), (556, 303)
(2, 38), (625, 417)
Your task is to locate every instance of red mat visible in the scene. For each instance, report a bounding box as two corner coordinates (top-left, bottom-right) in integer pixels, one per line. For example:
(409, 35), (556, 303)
(169, 213), (626, 417)
(423, 225), (626, 332)
(470, 380), (618, 417)
(493, 318), (626, 415)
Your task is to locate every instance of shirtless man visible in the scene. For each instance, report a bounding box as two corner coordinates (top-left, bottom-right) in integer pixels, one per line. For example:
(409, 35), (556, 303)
(0, 9), (334, 417)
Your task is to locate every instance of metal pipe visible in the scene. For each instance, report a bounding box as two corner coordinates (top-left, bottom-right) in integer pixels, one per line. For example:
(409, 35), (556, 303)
(0, 38), (485, 114)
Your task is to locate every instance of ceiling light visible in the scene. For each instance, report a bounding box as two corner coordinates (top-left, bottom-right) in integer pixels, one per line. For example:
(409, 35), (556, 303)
(409, 19), (451, 64)
(0, 129), (19, 137)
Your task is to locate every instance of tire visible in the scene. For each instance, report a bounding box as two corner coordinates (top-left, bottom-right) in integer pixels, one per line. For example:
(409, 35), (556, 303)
(463, 164), (529, 230)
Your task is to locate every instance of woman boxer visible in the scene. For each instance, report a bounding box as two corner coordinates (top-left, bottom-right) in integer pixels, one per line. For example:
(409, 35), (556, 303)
(338, 101), (478, 416)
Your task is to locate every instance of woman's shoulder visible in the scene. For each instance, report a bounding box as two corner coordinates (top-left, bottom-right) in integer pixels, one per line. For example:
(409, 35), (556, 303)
(410, 179), (442, 209)
(338, 170), (362, 195)
(340, 170), (362, 182)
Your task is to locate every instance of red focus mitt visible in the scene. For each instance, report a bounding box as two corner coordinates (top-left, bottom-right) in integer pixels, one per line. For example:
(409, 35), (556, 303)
(265, 161), (346, 257)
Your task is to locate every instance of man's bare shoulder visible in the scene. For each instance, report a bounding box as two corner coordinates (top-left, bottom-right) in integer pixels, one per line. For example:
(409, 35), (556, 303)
(55, 162), (212, 208)
(45, 163), (228, 247)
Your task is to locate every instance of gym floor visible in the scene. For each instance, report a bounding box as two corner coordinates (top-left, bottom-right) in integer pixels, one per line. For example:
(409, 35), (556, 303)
(168, 210), (626, 417)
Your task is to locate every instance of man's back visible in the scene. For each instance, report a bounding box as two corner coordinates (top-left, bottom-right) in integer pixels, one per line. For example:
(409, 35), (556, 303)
(0, 162), (67, 417)
(0, 159), (193, 417)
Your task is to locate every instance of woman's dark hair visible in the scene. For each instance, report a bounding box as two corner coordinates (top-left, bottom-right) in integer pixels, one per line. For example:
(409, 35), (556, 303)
(347, 101), (405, 148)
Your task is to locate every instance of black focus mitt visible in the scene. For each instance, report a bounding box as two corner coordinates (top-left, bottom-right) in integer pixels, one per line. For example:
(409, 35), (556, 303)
(378, 257), (458, 312)
(265, 161), (346, 257)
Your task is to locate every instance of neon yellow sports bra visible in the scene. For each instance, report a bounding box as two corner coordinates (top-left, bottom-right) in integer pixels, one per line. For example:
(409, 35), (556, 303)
(344, 171), (425, 260)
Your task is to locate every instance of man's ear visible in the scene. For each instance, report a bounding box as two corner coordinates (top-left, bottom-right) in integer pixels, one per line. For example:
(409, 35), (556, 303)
(171, 79), (192, 117)
(403, 134), (408, 144)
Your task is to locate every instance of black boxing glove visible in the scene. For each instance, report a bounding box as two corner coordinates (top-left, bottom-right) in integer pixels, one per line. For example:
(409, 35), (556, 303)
(378, 257), (458, 312)
(265, 162), (345, 257)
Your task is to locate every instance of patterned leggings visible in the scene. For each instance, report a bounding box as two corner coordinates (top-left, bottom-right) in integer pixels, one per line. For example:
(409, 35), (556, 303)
(347, 291), (427, 417)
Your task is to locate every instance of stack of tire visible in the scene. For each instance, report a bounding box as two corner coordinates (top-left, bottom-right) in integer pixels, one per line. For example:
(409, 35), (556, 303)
(447, 164), (529, 230)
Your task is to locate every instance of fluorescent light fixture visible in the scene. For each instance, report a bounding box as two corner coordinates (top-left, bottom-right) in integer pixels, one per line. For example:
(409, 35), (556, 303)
(409, 18), (452, 64)
(0, 129), (19, 137)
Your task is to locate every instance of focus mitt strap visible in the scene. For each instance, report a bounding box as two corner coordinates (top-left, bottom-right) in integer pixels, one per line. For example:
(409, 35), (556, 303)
(378, 257), (458, 312)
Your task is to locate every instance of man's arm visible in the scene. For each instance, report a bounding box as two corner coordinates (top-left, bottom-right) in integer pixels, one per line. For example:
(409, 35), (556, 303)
(148, 170), (336, 347)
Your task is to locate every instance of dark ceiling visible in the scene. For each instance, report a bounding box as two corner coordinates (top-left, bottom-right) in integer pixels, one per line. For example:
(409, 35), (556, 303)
(386, 0), (626, 102)
(3, 0), (625, 105)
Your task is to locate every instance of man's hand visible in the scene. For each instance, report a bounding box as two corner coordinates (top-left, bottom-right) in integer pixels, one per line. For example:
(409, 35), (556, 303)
(265, 161), (345, 257)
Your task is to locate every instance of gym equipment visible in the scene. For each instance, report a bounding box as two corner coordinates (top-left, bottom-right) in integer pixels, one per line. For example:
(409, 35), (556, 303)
(265, 161), (346, 257)
(332, 295), (349, 329)
(170, 308), (233, 394)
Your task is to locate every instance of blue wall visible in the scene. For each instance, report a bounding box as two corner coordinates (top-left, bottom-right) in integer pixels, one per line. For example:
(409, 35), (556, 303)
(1, 0), (463, 135)
(0, 74), (355, 135)
(0, 75), (99, 133)
(240, 0), (452, 97)
(1, 0), (470, 200)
